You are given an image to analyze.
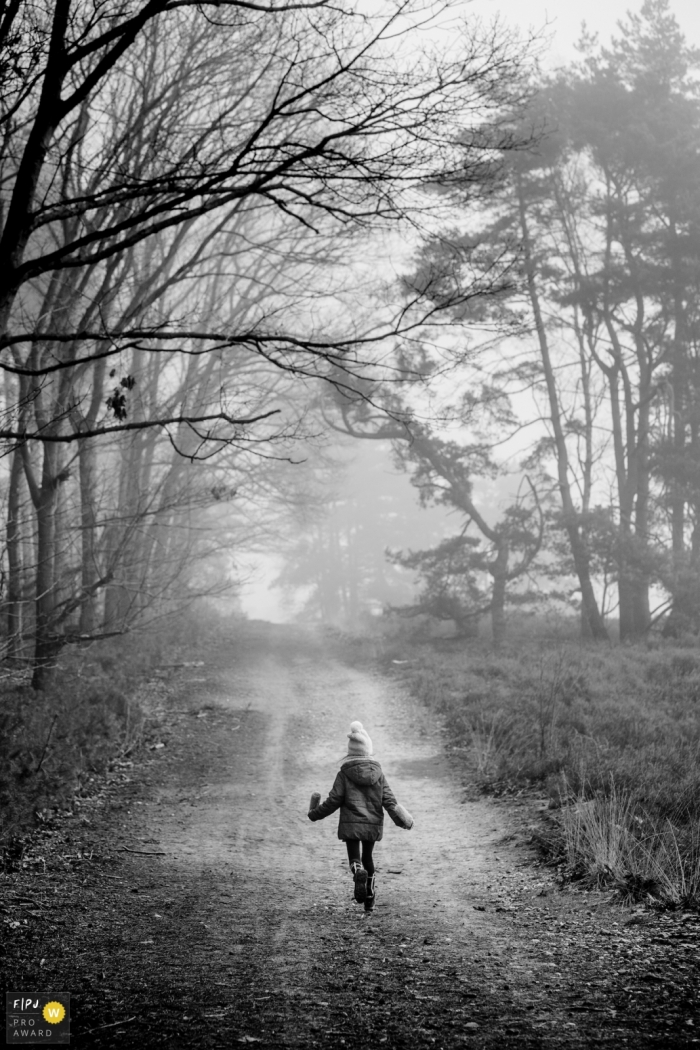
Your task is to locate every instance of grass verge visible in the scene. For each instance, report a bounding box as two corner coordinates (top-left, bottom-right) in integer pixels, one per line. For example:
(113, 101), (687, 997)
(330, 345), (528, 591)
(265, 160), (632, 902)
(348, 627), (700, 909)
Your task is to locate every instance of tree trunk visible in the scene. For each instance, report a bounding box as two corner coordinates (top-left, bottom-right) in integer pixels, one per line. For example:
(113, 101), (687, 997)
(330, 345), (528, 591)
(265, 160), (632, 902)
(103, 432), (142, 629)
(662, 220), (695, 635)
(5, 448), (24, 659)
(600, 316), (647, 641)
(52, 451), (71, 628)
(78, 437), (99, 635)
(574, 537), (609, 640)
(516, 173), (609, 640)
(31, 445), (61, 690)
(617, 221), (652, 638)
(490, 540), (509, 648)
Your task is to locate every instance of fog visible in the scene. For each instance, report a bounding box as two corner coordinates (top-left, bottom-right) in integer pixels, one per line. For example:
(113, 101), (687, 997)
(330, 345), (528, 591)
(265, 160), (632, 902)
(473, 0), (699, 60)
(234, 0), (700, 637)
(1, 0), (699, 662)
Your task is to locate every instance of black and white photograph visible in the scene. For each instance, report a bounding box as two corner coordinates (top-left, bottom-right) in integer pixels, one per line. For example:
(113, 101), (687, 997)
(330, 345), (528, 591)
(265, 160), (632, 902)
(1, 0), (699, 1045)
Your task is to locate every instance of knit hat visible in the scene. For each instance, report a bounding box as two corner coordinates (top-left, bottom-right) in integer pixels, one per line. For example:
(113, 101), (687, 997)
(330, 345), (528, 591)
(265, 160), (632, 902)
(347, 720), (373, 757)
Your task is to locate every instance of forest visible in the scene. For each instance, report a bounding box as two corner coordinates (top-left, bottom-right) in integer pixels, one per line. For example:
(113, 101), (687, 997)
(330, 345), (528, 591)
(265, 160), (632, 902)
(1, 0), (700, 921)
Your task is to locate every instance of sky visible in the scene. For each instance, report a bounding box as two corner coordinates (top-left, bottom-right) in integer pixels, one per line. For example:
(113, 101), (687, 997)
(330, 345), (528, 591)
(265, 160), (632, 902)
(470, 0), (699, 64)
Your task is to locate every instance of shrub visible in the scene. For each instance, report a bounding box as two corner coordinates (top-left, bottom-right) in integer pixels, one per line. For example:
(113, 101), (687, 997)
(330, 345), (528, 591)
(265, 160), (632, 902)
(0, 671), (145, 858)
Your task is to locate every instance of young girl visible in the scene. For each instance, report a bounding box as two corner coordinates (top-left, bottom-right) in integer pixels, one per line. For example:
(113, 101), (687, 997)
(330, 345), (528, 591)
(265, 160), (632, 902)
(308, 720), (413, 911)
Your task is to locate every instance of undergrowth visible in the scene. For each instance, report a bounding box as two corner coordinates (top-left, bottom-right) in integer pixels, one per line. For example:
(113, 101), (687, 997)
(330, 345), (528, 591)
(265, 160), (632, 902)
(355, 624), (700, 909)
(0, 603), (236, 863)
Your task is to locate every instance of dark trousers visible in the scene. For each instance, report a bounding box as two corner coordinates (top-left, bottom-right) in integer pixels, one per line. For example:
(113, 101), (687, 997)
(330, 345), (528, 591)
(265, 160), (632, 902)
(345, 839), (375, 877)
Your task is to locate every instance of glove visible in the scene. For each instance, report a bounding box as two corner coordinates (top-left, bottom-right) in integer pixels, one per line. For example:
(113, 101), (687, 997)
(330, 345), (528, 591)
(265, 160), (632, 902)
(308, 791), (321, 815)
(388, 803), (414, 830)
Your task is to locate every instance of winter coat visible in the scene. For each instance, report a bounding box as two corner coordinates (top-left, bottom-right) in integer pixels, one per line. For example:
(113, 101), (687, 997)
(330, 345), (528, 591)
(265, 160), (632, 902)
(308, 758), (407, 841)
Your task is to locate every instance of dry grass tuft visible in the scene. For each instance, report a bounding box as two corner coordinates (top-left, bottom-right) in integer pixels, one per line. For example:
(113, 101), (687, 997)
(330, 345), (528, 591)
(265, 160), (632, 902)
(559, 778), (700, 907)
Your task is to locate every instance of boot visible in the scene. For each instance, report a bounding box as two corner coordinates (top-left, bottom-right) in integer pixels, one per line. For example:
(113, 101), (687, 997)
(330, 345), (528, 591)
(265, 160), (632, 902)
(351, 861), (367, 902)
(364, 874), (376, 912)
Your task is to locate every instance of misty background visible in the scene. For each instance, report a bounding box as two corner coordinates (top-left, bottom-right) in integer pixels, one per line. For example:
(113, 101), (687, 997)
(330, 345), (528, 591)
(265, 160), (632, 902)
(1, 0), (700, 679)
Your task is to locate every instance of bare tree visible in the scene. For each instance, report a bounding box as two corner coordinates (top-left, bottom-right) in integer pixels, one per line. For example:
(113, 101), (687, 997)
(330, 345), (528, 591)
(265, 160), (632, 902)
(0, 0), (533, 682)
(0, 1), (529, 406)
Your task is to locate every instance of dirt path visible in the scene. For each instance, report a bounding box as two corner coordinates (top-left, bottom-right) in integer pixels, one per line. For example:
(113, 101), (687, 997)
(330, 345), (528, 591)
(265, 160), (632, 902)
(2, 625), (698, 1048)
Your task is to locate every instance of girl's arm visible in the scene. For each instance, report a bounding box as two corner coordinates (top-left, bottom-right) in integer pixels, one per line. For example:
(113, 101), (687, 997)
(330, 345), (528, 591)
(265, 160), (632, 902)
(308, 772), (345, 821)
(382, 777), (414, 829)
(381, 778), (398, 810)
